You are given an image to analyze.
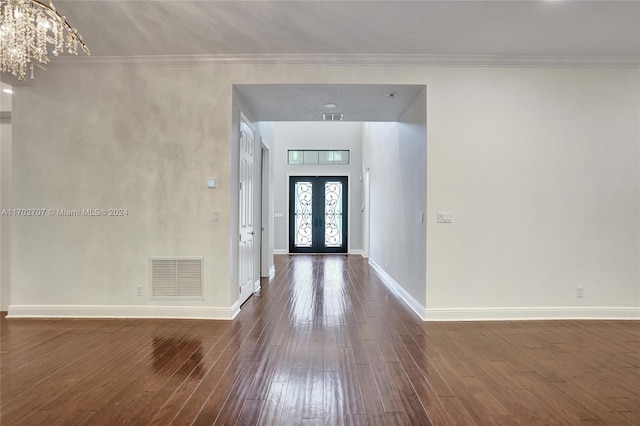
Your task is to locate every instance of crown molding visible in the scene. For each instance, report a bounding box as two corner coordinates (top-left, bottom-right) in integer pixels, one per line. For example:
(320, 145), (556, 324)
(49, 53), (640, 69)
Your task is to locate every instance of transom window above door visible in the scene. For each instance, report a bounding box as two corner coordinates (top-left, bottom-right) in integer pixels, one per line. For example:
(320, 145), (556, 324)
(288, 150), (350, 165)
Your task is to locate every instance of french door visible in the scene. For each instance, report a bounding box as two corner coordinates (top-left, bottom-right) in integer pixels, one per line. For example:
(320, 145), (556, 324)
(289, 176), (348, 253)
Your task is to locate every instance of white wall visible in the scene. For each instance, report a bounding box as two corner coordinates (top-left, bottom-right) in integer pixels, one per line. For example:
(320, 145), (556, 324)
(273, 121), (363, 254)
(0, 83), (11, 311)
(425, 67), (640, 320)
(363, 88), (427, 315)
(258, 121), (275, 277)
(7, 63), (639, 320)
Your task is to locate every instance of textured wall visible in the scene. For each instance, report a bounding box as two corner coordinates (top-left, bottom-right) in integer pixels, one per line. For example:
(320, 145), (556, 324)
(1, 91), (11, 311)
(11, 67), (235, 311)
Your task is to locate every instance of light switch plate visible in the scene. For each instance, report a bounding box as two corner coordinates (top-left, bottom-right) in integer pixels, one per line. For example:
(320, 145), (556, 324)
(437, 212), (453, 223)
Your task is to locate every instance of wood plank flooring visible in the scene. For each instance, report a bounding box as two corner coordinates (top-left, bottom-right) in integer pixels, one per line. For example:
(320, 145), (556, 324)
(1, 254), (639, 425)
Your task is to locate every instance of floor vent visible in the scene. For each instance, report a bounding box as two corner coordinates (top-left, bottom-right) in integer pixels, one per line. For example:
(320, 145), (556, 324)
(150, 258), (204, 299)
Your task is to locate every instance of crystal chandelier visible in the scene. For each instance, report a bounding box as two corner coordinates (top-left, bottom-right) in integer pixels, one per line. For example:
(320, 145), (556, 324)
(0, 0), (89, 81)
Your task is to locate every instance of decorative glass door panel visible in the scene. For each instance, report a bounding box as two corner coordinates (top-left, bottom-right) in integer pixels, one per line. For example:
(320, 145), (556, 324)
(294, 181), (313, 248)
(289, 176), (348, 253)
(324, 181), (343, 247)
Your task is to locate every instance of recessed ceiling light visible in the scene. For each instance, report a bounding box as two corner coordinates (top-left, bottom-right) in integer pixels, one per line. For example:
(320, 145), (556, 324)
(324, 103), (337, 109)
(3, 88), (13, 94)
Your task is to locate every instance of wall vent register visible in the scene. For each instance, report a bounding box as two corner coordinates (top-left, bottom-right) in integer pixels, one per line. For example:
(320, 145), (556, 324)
(288, 150), (349, 165)
(150, 258), (204, 299)
(322, 112), (344, 121)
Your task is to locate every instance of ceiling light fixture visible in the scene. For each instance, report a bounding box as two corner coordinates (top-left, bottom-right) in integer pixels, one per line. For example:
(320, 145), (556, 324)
(0, 0), (90, 81)
(324, 103), (337, 109)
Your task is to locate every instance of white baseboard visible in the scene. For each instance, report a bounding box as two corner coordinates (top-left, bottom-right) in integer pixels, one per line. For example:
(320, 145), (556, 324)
(274, 249), (288, 255)
(368, 259), (427, 320)
(367, 260), (640, 322)
(424, 307), (640, 321)
(260, 265), (275, 278)
(349, 249), (364, 256)
(7, 304), (237, 320)
(230, 301), (241, 319)
(254, 279), (261, 292)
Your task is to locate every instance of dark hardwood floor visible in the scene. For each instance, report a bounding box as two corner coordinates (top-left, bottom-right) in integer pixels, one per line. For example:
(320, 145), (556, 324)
(1, 255), (639, 425)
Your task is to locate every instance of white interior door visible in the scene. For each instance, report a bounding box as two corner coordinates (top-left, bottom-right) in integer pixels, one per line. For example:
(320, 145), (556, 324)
(239, 114), (255, 305)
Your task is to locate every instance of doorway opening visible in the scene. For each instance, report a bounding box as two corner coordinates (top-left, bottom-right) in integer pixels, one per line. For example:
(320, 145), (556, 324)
(232, 83), (427, 313)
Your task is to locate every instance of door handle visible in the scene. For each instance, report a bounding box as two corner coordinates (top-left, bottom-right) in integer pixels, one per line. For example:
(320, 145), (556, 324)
(249, 231), (255, 235)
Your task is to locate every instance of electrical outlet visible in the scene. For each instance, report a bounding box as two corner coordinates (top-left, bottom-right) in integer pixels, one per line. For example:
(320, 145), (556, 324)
(577, 286), (584, 298)
(136, 285), (143, 296)
(437, 212), (453, 223)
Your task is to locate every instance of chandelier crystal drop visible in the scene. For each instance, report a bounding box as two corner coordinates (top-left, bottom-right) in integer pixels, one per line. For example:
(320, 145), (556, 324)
(0, 0), (89, 81)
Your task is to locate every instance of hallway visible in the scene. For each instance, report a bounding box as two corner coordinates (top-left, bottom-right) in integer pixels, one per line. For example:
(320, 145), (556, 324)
(1, 255), (638, 425)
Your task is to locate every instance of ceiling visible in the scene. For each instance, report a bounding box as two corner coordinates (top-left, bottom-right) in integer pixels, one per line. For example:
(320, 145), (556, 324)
(53, 0), (639, 59)
(4, 1), (638, 121)
(236, 84), (425, 122)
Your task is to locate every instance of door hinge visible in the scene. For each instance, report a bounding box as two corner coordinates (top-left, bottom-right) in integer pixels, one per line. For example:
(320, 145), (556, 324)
(239, 234), (242, 241)
(239, 182), (242, 190)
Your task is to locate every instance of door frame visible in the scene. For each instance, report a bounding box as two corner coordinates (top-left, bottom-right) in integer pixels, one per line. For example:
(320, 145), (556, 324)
(286, 172), (351, 254)
(260, 141), (272, 277)
(363, 169), (370, 259)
